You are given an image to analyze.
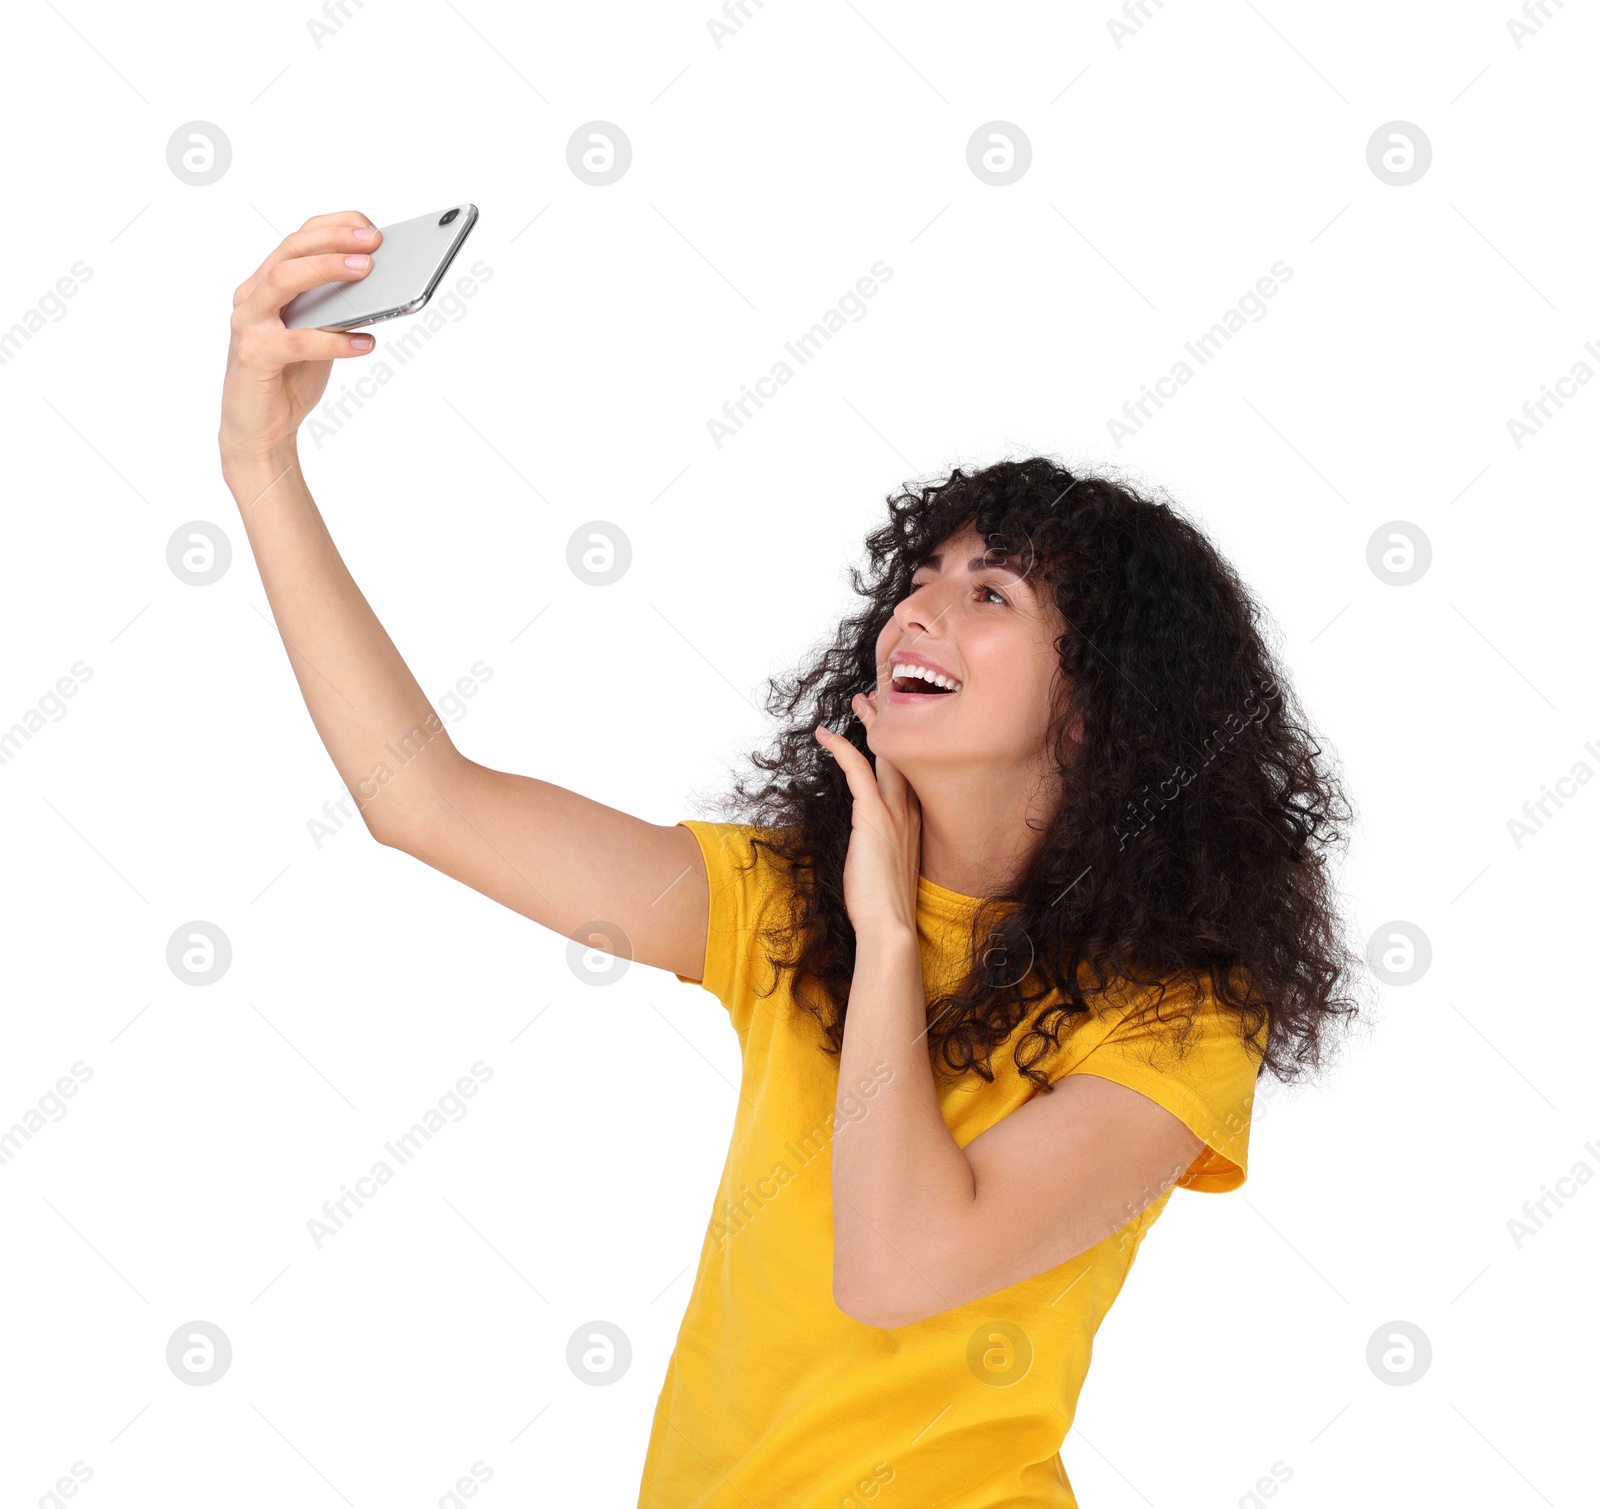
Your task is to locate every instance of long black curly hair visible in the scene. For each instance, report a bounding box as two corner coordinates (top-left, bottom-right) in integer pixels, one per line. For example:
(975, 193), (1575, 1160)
(718, 455), (1364, 1094)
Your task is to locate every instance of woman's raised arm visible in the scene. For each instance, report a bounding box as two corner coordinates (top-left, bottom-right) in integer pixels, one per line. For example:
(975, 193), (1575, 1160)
(217, 208), (709, 981)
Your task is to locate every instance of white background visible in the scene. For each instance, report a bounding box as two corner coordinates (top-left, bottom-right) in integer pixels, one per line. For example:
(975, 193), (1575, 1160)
(2, 1), (1595, 1505)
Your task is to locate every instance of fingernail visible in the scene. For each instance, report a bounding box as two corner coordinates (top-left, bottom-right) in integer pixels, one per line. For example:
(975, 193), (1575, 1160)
(353, 226), (376, 241)
(344, 254), (370, 269)
(350, 334), (374, 351)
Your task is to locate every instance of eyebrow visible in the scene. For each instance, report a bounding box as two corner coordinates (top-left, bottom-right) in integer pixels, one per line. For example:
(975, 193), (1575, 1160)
(913, 549), (1027, 584)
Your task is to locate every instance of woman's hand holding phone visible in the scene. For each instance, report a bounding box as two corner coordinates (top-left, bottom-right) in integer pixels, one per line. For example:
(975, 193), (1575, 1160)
(218, 209), (382, 473)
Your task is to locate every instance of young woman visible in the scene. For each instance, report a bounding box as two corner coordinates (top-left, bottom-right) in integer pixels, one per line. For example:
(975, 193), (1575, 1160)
(221, 210), (1362, 1508)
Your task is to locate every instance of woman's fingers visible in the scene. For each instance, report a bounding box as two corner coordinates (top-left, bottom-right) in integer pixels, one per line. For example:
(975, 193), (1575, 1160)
(229, 248), (381, 376)
(851, 688), (880, 733)
(237, 250), (375, 327)
(228, 303), (376, 379)
(817, 716), (922, 933)
(814, 725), (879, 808)
(233, 212), (382, 310)
(852, 691), (916, 806)
(237, 210), (379, 286)
(256, 324), (377, 372)
(819, 714), (917, 833)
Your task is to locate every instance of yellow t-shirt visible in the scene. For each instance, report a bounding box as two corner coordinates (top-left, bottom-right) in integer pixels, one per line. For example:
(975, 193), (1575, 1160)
(638, 820), (1263, 1508)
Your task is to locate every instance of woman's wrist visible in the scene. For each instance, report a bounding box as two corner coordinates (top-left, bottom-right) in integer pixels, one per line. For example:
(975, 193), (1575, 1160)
(221, 443), (301, 502)
(851, 919), (920, 965)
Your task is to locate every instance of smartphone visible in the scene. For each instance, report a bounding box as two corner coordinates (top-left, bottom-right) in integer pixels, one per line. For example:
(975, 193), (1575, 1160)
(282, 204), (479, 331)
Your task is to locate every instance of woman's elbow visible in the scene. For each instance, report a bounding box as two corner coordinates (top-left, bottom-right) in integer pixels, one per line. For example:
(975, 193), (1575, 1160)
(833, 1267), (934, 1329)
(833, 1263), (893, 1328)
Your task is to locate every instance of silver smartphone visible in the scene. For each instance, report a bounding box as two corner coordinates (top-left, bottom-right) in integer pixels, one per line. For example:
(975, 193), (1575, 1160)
(282, 204), (479, 331)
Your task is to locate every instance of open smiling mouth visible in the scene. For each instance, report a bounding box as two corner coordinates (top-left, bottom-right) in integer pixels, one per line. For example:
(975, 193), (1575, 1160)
(889, 665), (961, 697)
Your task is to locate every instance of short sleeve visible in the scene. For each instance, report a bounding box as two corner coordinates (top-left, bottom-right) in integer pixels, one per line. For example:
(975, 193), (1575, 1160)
(672, 820), (786, 1038)
(1061, 979), (1265, 1192)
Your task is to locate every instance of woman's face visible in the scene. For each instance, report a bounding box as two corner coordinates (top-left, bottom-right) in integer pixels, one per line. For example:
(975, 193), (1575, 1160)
(868, 520), (1068, 778)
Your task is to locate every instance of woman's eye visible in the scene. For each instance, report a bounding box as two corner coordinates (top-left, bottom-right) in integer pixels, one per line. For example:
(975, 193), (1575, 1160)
(905, 579), (1005, 605)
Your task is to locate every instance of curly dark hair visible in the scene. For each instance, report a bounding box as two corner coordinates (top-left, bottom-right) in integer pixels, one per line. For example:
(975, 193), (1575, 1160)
(715, 454), (1364, 1094)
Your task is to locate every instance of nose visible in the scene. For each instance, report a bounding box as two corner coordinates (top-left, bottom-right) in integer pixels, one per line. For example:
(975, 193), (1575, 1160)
(894, 580), (949, 641)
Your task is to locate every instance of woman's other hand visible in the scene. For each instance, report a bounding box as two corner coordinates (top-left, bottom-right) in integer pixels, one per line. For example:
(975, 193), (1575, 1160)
(814, 689), (922, 938)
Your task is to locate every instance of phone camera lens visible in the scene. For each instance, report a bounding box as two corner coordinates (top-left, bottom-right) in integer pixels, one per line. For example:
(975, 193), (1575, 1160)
(439, 209), (460, 225)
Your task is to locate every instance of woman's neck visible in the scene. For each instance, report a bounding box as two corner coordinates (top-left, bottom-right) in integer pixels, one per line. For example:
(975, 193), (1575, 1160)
(912, 762), (1061, 898)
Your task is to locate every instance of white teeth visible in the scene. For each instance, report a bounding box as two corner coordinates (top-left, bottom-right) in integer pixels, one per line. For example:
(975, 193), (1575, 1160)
(893, 662), (960, 691)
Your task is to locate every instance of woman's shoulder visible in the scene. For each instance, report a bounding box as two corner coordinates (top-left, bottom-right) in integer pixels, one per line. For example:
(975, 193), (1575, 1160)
(676, 819), (798, 888)
(1054, 965), (1269, 1191)
(1063, 962), (1269, 1069)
